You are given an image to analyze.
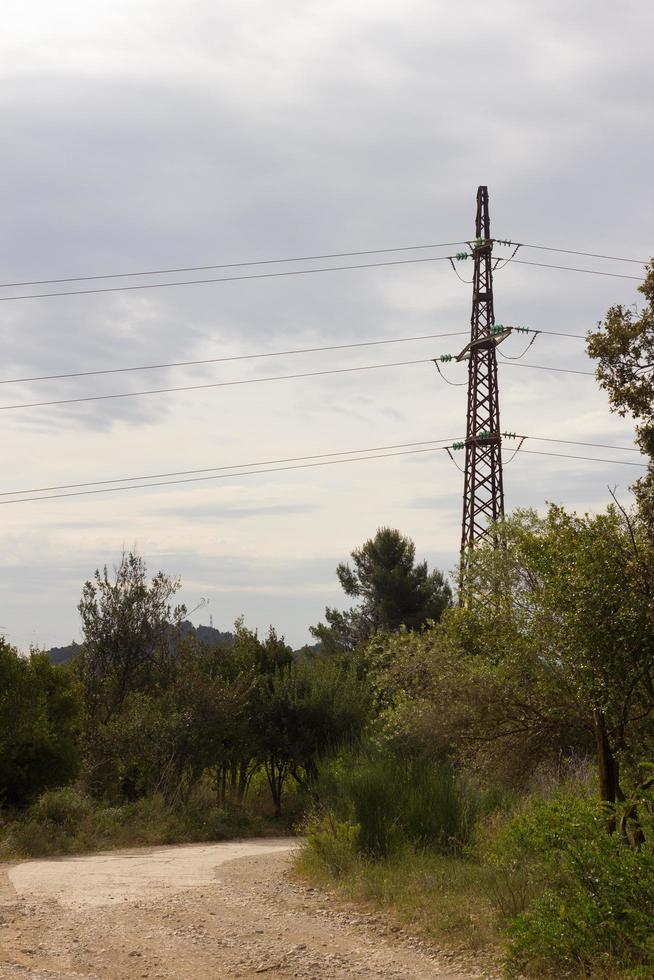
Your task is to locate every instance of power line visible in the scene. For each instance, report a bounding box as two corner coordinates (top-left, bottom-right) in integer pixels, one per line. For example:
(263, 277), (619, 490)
(0, 255), (458, 303)
(516, 448), (646, 467)
(0, 241), (467, 289)
(0, 254), (645, 305)
(502, 361), (595, 377)
(2, 237), (647, 292)
(0, 437), (458, 496)
(508, 258), (645, 281)
(0, 446), (454, 504)
(0, 355), (602, 412)
(0, 325), (587, 387)
(0, 357), (432, 411)
(0, 432), (645, 497)
(518, 435), (641, 453)
(0, 332), (469, 386)
(504, 241), (648, 266)
(0, 441), (646, 506)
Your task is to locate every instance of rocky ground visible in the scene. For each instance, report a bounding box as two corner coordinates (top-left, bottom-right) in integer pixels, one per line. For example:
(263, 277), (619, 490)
(0, 838), (498, 979)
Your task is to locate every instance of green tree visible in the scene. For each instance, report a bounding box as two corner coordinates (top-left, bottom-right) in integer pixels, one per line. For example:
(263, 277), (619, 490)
(77, 552), (186, 798)
(587, 260), (654, 522)
(256, 655), (370, 817)
(367, 504), (654, 817)
(78, 551), (186, 729)
(460, 507), (654, 813)
(0, 639), (81, 808)
(311, 527), (451, 653)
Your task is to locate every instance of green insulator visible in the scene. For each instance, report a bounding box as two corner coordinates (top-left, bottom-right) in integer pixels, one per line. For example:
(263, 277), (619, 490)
(514, 325), (529, 334)
(491, 324), (503, 333)
(452, 441), (465, 451)
(478, 430), (491, 441)
(455, 251), (469, 261)
(439, 353), (453, 362)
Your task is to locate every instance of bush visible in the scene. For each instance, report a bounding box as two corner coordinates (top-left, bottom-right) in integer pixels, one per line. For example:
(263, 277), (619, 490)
(307, 748), (480, 860)
(304, 815), (360, 877)
(486, 789), (654, 977)
(33, 787), (93, 828)
(0, 642), (81, 808)
(0, 783), (275, 859)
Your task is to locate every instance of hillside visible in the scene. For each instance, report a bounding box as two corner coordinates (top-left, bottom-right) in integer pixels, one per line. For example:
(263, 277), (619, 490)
(48, 622), (235, 665)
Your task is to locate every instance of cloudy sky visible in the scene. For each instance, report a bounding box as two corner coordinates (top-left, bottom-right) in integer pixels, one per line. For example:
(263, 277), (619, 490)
(1, 0), (652, 651)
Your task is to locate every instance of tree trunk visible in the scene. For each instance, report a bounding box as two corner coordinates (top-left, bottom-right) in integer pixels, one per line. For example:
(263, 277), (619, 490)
(593, 708), (621, 831)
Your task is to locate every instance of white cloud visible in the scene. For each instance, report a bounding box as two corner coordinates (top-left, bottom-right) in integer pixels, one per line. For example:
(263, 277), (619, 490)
(0, 0), (650, 649)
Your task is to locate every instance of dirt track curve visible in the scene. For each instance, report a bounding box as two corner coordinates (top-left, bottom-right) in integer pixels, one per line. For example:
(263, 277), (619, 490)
(0, 838), (494, 979)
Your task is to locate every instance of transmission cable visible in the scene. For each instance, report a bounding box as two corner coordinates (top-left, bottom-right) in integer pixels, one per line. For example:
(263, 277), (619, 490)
(2, 238), (646, 292)
(515, 448), (646, 468)
(505, 258), (644, 281)
(0, 446), (457, 505)
(0, 325), (586, 388)
(499, 241), (648, 266)
(0, 433), (644, 502)
(0, 255), (458, 303)
(0, 253), (646, 304)
(0, 356), (603, 412)
(0, 437), (458, 497)
(0, 331), (469, 386)
(0, 241), (468, 290)
(0, 357), (433, 411)
(0, 443), (646, 506)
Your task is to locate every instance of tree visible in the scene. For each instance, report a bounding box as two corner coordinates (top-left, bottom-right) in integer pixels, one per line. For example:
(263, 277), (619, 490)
(461, 507), (654, 814)
(79, 551), (186, 728)
(587, 260), (654, 522)
(368, 504), (654, 826)
(0, 639), (81, 808)
(78, 552), (186, 798)
(256, 655), (371, 817)
(311, 527), (451, 653)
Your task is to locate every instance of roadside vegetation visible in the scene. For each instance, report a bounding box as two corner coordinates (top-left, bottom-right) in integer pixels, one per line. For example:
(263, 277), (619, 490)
(2, 266), (654, 977)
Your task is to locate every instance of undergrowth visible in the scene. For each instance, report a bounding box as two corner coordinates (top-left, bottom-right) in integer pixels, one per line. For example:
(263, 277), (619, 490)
(298, 753), (654, 979)
(0, 783), (289, 859)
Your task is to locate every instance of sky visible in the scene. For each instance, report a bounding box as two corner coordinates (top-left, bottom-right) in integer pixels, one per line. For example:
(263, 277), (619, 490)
(0, 0), (652, 651)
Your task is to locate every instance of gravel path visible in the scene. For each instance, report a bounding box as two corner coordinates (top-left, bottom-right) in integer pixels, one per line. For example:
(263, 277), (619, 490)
(0, 838), (494, 979)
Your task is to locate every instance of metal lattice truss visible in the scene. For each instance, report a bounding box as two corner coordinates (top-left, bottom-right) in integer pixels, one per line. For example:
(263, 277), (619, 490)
(460, 186), (505, 555)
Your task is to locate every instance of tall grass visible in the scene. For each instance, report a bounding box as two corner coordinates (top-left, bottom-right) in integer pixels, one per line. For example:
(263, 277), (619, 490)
(306, 747), (481, 862)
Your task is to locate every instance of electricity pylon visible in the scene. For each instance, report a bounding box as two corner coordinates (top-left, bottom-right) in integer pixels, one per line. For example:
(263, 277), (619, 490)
(457, 186), (508, 592)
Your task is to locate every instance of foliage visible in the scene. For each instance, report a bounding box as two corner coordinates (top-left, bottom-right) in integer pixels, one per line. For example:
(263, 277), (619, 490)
(0, 639), (81, 807)
(485, 789), (654, 977)
(256, 652), (371, 816)
(365, 610), (591, 787)
(297, 836), (500, 956)
(0, 784), (270, 859)
(72, 551), (372, 816)
(79, 551), (186, 731)
(311, 527), (451, 653)
(306, 747), (480, 860)
(587, 260), (654, 522)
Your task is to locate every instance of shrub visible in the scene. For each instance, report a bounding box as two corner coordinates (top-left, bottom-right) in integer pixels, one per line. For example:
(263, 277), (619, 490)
(33, 787), (93, 828)
(307, 748), (480, 860)
(304, 815), (360, 877)
(486, 789), (654, 977)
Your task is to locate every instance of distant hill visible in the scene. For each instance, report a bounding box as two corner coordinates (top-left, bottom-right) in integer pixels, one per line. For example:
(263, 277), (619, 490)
(48, 624), (320, 664)
(48, 621), (235, 665)
(49, 641), (84, 665)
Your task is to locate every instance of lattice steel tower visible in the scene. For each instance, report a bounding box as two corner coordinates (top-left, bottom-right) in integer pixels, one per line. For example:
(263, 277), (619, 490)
(459, 186), (506, 564)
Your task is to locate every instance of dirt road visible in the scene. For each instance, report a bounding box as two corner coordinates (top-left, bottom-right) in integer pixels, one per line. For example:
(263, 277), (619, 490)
(0, 838), (493, 979)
